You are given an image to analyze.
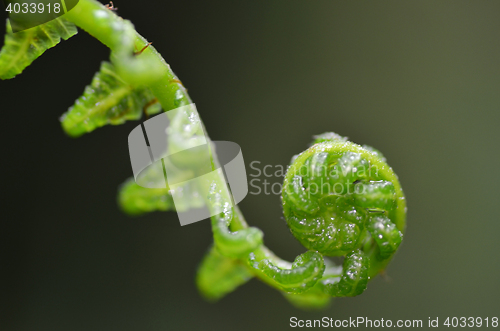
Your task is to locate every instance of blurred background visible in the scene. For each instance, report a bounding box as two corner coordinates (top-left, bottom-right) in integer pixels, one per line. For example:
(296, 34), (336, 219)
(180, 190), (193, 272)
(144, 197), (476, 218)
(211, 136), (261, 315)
(1, 0), (499, 330)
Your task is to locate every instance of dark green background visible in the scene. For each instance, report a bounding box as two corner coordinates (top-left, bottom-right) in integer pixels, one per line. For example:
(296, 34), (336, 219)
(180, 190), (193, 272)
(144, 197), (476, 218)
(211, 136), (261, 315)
(1, 1), (499, 330)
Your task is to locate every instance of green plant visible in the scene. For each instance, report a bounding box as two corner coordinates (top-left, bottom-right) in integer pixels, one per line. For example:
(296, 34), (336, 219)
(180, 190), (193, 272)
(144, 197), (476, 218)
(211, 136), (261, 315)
(0, 0), (406, 309)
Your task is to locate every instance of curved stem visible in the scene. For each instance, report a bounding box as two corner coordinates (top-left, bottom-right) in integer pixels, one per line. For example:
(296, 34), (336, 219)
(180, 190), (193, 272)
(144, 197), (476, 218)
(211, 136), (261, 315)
(64, 0), (189, 111)
(64, 0), (315, 294)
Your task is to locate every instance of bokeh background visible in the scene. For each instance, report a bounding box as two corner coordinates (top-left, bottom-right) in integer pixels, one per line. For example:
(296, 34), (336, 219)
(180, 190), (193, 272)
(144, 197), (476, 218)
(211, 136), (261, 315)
(1, 1), (499, 330)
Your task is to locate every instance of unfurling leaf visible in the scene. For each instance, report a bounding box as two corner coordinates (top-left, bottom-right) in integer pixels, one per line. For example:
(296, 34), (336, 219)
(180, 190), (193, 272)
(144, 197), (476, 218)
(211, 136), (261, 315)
(0, 18), (77, 79)
(118, 178), (174, 215)
(60, 61), (162, 137)
(196, 246), (254, 301)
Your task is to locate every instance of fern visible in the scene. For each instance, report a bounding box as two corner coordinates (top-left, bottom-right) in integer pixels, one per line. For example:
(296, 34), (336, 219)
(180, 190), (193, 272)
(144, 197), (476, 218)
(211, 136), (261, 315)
(0, 0), (407, 310)
(196, 247), (254, 301)
(118, 178), (174, 215)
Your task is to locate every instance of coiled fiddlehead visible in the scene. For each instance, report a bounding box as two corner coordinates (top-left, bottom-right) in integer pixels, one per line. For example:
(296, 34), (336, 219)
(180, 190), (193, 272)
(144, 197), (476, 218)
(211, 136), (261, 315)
(198, 133), (406, 308)
(282, 133), (406, 279)
(198, 133), (406, 307)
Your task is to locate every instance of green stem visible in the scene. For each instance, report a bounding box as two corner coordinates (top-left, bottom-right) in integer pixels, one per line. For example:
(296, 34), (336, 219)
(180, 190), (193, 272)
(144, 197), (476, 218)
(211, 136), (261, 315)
(64, 0), (295, 293)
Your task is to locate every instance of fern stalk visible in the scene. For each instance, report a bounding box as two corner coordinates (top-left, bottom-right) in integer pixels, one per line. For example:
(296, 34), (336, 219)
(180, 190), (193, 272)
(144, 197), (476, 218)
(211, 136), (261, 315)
(63, 0), (284, 289)
(0, 0), (406, 309)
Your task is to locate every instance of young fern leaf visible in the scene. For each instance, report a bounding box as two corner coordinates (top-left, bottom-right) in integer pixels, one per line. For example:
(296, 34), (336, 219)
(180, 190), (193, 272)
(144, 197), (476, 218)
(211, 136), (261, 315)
(249, 251), (325, 294)
(0, 0), (406, 310)
(119, 176), (208, 216)
(118, 178), (174, 215)
(60, 61), (161, 137)
(322, 250), (369, 297)
(366, 214), (403, 259)
(0, 18), (77, 79)
(282, 133), (406, 281)
(196, 246), (254, 301)
(282, 259), (341, 309)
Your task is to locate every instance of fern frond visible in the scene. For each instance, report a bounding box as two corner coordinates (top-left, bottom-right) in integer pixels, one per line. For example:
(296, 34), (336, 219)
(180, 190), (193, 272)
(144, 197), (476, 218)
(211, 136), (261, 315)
(196, 246), (254, 301)
(60, 61), (161, 137)
(0, 18), (77, 79)
(118, 178), (174, 215)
